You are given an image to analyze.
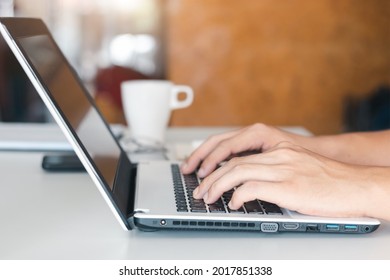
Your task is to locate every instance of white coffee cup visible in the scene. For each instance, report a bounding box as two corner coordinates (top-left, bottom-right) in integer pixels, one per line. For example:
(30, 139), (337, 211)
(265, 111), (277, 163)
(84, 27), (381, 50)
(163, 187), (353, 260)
(121, 80), (194, 145)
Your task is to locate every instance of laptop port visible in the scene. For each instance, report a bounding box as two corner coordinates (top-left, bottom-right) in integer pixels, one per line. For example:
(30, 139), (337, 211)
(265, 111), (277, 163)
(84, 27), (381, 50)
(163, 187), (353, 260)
(306, 224), (319, 232)
(260, 222), (279, 232)
(344, 225), (358, 232)
(325, 224), (340, 231)
(282, 223), (299, 230)
(364, 226), (371, 232)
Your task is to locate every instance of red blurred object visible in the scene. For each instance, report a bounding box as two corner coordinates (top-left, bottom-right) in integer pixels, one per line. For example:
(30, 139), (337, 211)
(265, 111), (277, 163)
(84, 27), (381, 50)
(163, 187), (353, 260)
(94, 65), (149, 110)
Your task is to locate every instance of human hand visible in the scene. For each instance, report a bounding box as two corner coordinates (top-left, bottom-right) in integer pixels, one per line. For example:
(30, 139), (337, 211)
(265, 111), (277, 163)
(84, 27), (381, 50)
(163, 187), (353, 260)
(181, 123), (302, 178)
(192, 141), (374, 219)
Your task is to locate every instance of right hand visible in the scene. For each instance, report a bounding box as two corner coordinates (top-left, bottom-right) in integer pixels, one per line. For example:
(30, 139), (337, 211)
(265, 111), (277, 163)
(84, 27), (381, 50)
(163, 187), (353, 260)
(180, 123), (305, 178)
(189, 141), (377, 219)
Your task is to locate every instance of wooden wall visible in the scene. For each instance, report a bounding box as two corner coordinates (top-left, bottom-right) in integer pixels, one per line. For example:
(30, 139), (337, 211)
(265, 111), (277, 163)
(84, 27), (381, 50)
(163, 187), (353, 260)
(165, 0), (390, 134)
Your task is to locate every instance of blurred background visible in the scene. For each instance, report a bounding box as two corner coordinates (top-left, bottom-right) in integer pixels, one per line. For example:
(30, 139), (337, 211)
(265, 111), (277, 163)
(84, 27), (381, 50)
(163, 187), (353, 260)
(0, 0), (389, 135)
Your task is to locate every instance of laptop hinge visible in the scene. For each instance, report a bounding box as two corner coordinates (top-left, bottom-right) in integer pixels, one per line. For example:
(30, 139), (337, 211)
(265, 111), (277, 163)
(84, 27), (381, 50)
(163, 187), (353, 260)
(126, 215), (136, 230)
(126, 163), (138, 215)
(126, 210), (145, 230)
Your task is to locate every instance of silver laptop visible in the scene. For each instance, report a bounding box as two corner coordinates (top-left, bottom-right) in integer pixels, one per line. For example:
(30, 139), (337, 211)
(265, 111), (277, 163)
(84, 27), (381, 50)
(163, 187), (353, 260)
(0, 17), (380, 234)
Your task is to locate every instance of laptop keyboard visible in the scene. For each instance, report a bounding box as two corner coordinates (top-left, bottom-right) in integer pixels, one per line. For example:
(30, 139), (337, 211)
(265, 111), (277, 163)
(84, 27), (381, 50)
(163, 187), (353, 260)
(171, 164), (283, 215)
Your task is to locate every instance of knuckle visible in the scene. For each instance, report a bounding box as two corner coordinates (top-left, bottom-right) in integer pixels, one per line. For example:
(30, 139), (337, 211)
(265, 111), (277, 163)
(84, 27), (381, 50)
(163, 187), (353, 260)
(234, 181), (252, 197)
(273, 143), (301, 159)
(226, 158), (246, 171)
(223, 157), (239, 170)
(207, 134), (219, 143)
(275, 141), (293, 148)
(231, 163), (246, 173)
(217, 138), (232, 151)
(240, 181), (257, 191)
(249, 123), (268, 138)
(251, 123), (266, 131)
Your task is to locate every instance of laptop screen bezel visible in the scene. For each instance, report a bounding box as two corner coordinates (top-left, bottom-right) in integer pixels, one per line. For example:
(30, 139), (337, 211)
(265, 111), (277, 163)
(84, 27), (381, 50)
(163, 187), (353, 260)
(0, 17), (135, 230)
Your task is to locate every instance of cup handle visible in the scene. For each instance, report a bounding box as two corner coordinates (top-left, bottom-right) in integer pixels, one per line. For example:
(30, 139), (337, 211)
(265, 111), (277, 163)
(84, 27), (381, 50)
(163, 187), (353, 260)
(170, 85), (194, 109)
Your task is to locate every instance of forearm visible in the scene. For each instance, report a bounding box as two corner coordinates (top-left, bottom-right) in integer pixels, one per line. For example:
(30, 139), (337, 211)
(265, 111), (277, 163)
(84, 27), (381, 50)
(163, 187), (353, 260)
(295, 130), (390, 166)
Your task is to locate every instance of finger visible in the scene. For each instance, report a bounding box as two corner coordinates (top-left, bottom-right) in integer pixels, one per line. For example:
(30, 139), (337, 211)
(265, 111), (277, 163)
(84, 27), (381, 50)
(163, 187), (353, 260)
(193, 155), (260, 199)
(228, 179), (353, 218)
(192, 157), (242, 199)
(204, 163), (287, 204)
(197, 128), (267, 177)
(228, 181), (287, 210)
(193, 151), (289, 200)
(181, 129), (242, 175)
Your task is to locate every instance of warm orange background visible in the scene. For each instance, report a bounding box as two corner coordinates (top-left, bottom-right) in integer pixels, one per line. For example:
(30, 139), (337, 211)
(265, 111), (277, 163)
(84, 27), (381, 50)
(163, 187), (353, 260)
(165, 0), (390, 134)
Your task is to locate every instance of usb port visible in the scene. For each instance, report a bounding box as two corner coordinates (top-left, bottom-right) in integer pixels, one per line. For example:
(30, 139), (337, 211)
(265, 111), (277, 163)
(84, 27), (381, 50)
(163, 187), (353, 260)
(326, 224), (340, 231)
(344, 225), (358, 232)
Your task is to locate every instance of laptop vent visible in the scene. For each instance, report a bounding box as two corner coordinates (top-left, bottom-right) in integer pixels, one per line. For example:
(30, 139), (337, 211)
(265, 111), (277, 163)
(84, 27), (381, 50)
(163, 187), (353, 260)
(171, 220), (256, 229)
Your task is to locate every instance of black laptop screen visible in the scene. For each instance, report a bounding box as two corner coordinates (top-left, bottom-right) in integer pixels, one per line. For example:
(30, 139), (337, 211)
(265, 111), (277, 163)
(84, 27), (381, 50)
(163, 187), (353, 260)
(17, 35), (121, 191)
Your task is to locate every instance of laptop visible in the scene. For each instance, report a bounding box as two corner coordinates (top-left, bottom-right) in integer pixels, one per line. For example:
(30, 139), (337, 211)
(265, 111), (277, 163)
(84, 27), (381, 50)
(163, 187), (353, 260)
(0, 17), (380, 234)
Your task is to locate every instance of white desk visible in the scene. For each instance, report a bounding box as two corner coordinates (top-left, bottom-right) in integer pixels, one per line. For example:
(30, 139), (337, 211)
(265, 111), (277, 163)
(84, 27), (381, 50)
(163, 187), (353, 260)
(0, 126), (389, 260)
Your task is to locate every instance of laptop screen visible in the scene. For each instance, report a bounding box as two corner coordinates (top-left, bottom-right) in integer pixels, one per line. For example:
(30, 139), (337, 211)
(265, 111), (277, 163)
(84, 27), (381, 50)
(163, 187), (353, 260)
(5, 25), (135, 225)
(18, 34), (122, 190)
(1, 18), (136, 229)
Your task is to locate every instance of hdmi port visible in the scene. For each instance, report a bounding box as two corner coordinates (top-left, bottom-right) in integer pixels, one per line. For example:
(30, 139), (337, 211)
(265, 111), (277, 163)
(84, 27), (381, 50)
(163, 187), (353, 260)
(282, 223), (299, 230)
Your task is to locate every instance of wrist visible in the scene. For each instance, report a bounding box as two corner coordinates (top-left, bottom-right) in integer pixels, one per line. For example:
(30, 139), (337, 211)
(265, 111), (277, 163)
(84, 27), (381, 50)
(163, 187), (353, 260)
(362, 166), (390, 220)
(297, 133), (352, 162)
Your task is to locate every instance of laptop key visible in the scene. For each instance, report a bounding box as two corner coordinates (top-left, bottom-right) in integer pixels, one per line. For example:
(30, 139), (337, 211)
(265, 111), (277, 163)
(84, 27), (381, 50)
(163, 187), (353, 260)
(261, 201), (283, 215)
(244, 200), (264, 214)
(190, 208), (207, 213)
(228, 207), (245, 214)
(208, 204), (226, 213)
(173, 164), (284, 215)
(189, 198), (207, 210)
(208, 197), (227, 213)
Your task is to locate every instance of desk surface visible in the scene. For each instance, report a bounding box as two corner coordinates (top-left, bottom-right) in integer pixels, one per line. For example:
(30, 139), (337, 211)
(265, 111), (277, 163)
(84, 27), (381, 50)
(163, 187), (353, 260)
(0, 126), (389, 260)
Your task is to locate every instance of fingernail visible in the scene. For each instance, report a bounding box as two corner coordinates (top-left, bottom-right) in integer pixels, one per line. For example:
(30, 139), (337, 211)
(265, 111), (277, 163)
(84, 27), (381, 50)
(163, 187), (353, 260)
(198, 167), (206, 178)
(228, 201), (234, 209)
(181, 162), (188, 171)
